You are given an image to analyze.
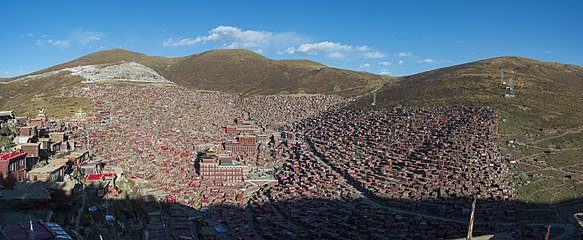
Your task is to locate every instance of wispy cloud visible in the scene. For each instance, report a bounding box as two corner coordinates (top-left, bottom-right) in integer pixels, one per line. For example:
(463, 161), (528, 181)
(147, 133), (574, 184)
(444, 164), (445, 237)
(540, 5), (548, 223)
(355, 45), (371, 51)
(37, 39), (70, 48)
(379, 68), (391, 75)
(32, 29), (105, 49)
(359, 63), (371, 69)
(398, 60), (405, 65)
(74, 29), (105, 47)
(396, 51), (414, 57)
(163, 37), (200, 47)
(283, 42), (388, 60)
(418, 58), (436, 64)
(284, 41), (352, 55)
(326, 51), (345, 59)
(163, 25), (305, 51)
(20, 33), (35, 38)
(363, 51), (386, 59)
(379, 61), (392, 66)
(48, 39), (70, 48)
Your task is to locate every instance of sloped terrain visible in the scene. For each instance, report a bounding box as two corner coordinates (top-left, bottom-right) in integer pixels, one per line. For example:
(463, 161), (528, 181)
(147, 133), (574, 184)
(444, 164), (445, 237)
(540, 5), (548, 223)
(7, 48), (389, 96)
(351, 56), (583, 205)
(9, 62), (170, 84)
(354, 56), (583, 129)
(162, 49), (387, 96)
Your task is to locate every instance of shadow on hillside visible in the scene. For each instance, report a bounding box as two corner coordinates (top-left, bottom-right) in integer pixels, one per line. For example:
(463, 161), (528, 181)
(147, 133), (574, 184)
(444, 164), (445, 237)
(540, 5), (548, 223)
(15, 190), (581, 240)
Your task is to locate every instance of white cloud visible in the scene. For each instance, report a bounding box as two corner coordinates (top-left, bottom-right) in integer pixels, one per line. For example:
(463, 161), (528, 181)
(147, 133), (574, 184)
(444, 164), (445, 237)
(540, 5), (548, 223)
(398, 60), (405, 65)
(279, 47), (297, 55)
(32, 29), (104, 49)
(380, 68), (391, 75)
(359, 63), (371, 69)
(295, 41), (352, 55)
(363, 51), (386, 59)
(418, 58), (436, 64)
(37, 39), (70, 48)
(163, 37), (200, 47)
(396, 51), (414, 57)
(544, 50), (552, 54)
(355, 45), (371, 51)
(163, 25), (305, 52)
(164, 26), (389, 61)
(20, 33), (34, 38)
(326, 51), (345, 59)
(282, 41), (353, 59)
(379, 61), (392, 66)
(74, 29), (105, 46)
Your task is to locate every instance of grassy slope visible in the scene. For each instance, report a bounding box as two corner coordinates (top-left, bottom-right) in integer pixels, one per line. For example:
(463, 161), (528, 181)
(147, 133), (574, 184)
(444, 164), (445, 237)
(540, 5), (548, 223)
(27, 48), (180, 76)
(7, 48), (389, 97)
(0, 73), (94, 119)
(351, 56), (583, 204)
(162, 49), (389, 96)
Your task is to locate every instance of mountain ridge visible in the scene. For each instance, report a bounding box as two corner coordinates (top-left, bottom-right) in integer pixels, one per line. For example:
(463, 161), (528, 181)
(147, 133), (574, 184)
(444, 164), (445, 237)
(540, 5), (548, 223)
(12, 48), (388, 97)
(2, 48), (582, 122)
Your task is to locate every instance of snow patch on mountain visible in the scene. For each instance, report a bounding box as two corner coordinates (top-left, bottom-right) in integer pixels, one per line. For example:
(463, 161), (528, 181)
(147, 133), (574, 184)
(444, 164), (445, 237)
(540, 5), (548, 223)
(70, 62), (169, 83)
(12, 61), (171, 83)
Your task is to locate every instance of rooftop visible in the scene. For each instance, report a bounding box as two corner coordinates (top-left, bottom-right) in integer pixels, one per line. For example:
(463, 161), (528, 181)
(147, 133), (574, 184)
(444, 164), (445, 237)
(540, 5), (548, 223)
(219, 159), (241, 166)
(0, 152), (26, 161)
(44, 180), (76, 191)
(86, 173), (116, 181)
(28, 164), (63, 174)
(19, 143), (40, 147)
(68, 150), (89, 158)
(0, 111), (14, 117)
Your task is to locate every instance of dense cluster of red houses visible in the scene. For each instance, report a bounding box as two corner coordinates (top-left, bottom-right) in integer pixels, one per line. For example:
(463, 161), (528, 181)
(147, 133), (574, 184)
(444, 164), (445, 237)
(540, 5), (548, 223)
(0, 84), (565, 239)
(60, 85), (347, 238)
(295, 107), (515, 217)
(245, 135), (552, 239)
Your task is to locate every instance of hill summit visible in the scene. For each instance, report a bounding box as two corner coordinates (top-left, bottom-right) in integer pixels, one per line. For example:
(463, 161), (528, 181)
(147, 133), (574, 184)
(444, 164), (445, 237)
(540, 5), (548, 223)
(20, 48), (389, 96)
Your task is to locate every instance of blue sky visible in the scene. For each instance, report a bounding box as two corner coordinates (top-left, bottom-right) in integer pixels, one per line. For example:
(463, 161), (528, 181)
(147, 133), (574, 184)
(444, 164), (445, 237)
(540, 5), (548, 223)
(0, 0), (582, 78)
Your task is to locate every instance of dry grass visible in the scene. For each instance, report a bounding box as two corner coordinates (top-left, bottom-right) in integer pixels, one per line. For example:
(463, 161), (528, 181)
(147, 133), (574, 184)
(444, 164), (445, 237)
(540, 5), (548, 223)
(0, 72), (95, 118)
(17, 48), (390, 97)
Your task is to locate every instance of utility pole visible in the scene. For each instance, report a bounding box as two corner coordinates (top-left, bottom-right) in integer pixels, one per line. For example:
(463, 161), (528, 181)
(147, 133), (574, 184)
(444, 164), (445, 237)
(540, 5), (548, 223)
(466, 199), (477, 240)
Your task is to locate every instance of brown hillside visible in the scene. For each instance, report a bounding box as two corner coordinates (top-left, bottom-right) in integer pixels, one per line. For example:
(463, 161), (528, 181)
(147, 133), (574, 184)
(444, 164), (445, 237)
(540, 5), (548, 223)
(354, 56), (583, 129)
(163, 49), (387, 96)
(10, 48), (388, 97)
(29, 48), (180, 76)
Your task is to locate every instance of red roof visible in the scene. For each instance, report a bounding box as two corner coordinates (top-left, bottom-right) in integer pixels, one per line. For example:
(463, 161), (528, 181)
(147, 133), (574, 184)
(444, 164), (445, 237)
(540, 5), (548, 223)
(0, 152), (27, 161)
(86, 173), (117, 181)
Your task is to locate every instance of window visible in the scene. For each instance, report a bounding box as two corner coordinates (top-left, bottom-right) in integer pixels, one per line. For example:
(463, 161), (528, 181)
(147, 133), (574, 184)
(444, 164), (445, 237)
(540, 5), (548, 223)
(8, 162), (15, 173)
